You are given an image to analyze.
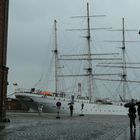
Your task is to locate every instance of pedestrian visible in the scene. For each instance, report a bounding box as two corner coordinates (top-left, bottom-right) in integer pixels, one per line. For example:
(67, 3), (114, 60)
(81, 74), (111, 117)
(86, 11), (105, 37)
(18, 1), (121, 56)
(137, 105), (140, 122)
(69, 104), (73, 117)
(81, 103), (84, 110)
(79, 103), (84, 116)
(128, 105), (136, 129)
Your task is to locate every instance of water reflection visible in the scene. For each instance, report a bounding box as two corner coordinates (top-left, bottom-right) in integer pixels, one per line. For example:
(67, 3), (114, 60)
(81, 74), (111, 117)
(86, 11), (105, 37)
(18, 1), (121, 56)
(0, 125), (6, 140)
(130, 128), (136, 140)
(0, 135), (6, 140)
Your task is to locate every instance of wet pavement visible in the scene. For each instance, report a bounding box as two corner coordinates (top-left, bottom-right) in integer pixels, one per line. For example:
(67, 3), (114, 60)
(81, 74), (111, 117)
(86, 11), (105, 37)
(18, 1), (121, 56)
(116, 126), (140, 140)
(0, 112), (139, 140)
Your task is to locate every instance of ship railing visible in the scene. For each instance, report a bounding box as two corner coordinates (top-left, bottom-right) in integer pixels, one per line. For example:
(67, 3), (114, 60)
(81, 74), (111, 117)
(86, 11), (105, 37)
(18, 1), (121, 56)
(15, 88), (32, 93)
(15, 88), (42, 94)
(95, 98), (113, 105)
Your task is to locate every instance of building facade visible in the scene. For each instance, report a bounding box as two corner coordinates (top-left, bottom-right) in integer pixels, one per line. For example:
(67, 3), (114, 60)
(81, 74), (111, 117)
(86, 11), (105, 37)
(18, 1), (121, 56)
(0, 0), (9, 122)
(6, 98), (29, 111)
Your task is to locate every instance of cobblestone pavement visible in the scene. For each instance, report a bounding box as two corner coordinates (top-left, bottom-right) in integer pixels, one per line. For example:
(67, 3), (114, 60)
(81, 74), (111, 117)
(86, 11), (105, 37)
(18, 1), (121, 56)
(0, 112), (137, 140)
(116, 126), (140, 140)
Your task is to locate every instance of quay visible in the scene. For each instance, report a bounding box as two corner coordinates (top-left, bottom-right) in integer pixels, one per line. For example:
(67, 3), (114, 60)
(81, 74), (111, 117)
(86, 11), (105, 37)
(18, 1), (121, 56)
(0, 112), (139, 140)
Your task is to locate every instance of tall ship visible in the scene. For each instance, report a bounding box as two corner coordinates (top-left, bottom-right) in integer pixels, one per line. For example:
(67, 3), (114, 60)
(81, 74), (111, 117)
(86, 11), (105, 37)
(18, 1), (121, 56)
(14, 3), (140, 115)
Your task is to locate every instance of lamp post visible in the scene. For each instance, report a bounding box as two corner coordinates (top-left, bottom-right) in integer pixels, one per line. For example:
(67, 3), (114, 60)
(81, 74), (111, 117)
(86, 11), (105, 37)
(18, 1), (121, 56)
(56, 101), (61, 119)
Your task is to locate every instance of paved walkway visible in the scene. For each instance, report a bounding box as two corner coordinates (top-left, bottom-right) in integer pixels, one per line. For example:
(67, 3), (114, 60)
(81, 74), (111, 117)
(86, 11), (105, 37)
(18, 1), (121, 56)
(116, 126), (140, 140)
(0, 112), (139, 140)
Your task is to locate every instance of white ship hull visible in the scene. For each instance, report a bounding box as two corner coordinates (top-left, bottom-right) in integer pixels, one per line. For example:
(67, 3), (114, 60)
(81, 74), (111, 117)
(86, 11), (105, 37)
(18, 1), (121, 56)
(15, 92), (128, 115)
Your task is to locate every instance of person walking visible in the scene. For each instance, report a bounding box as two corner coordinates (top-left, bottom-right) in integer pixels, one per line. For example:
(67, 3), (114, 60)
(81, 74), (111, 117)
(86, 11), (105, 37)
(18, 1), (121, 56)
(69, 104), (73, 117)
(128, 105), (136, 129)
(137, 105), (140, 122)
(81, 103), (84, 110)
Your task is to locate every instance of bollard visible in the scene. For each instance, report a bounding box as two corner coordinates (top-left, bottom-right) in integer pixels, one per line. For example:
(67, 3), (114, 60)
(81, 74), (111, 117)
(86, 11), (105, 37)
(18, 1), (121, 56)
(56, 107), (60, 119)
(79, 109), (84, 116)
(38, 104), (43, 116)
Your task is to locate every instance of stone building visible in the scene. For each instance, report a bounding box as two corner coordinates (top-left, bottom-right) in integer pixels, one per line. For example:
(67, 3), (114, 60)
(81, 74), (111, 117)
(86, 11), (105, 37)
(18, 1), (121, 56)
(0, 0), (9, 121)
(6, 98), (29, 111)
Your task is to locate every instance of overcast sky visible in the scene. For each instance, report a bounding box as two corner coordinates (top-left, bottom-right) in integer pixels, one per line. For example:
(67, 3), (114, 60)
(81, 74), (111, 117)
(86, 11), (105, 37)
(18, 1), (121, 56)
(7, 0), (140, 99)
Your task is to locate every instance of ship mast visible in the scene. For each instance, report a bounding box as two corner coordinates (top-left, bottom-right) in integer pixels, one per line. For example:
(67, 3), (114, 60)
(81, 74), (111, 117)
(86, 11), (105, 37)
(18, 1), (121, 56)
(86, 3), (93, 103)
(95, 18), (140, 101)
(54, 20), (59, 94)
(58, 3), (108, 102)
(122, 18), (127, 100)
